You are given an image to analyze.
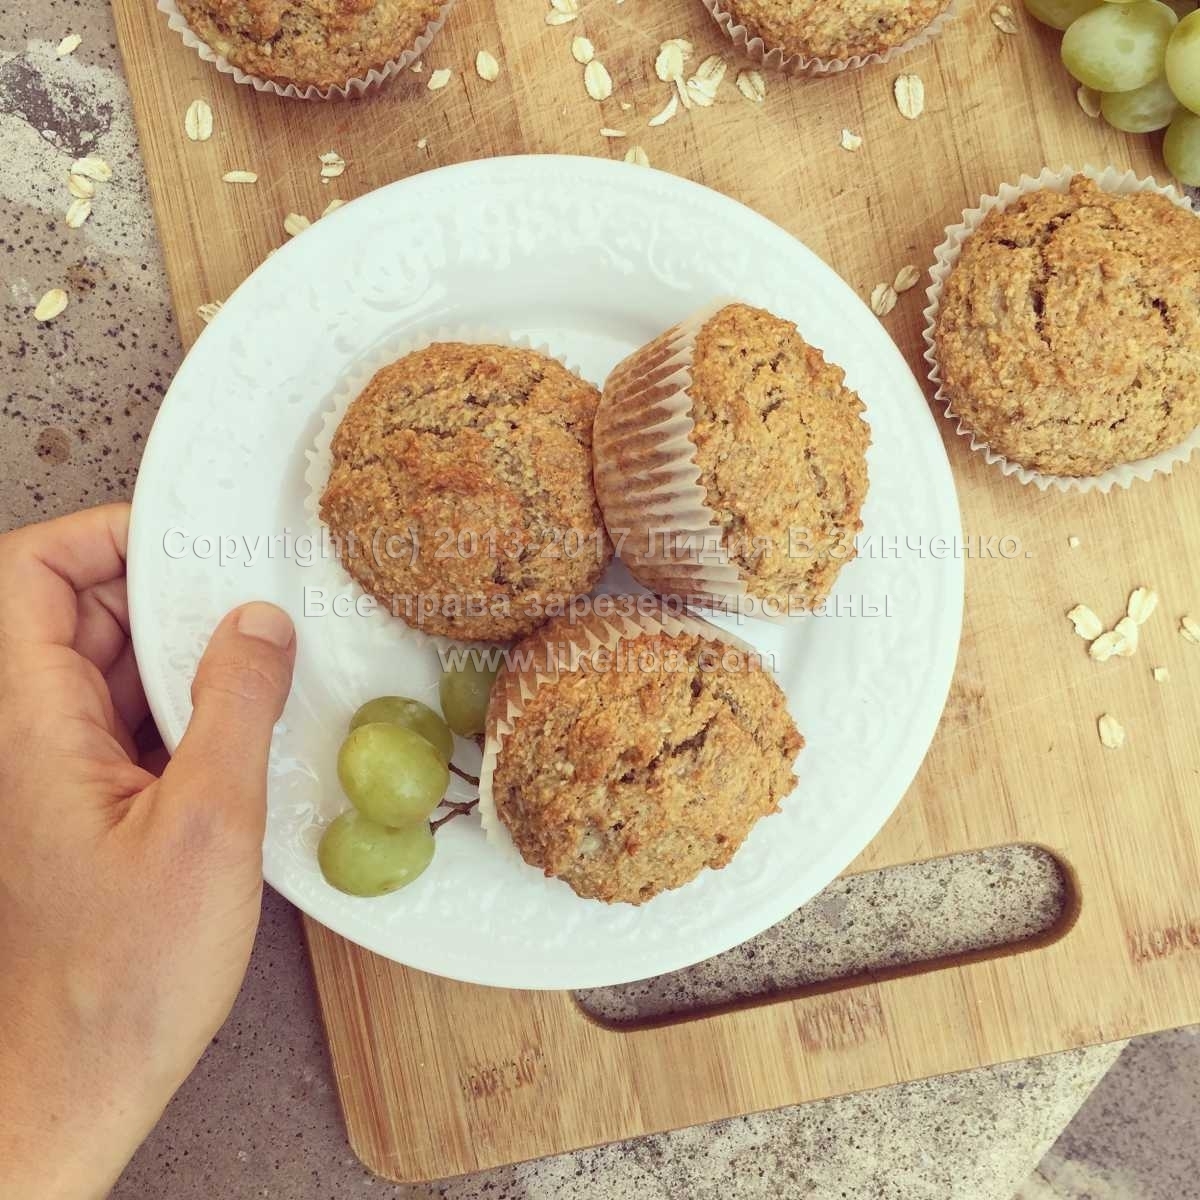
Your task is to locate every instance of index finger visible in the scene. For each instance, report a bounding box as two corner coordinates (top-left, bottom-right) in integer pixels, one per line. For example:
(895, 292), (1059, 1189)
(0, 503), (131, 647)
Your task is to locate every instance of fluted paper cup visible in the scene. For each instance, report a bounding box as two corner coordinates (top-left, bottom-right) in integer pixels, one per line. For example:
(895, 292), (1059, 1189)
(157, 0), (455, 100)
(700, 0), (957, 76)
(922, 164), (1200, 494)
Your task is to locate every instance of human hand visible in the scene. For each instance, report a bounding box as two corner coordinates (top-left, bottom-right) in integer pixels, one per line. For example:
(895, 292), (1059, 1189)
(0, 504), (296, 1199)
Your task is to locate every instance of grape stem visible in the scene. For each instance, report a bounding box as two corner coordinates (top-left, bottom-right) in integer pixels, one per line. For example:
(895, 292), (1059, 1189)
(431, 798), (479, 832)
(449, 763), (480, 787)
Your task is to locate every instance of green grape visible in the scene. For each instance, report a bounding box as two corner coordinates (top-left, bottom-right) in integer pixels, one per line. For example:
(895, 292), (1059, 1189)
(1101, 73), (1180, 127)
(1164, 107), (1200, 183)
(349, 696), (454, 763)
(1024, 0), (1103, 28)
(1166, 10), (1200, 113)
(338, 722), (449, 826)
(1062, 1), (1178, 91)
(439, 662), (499, 737)
(318, 810), (435, 897)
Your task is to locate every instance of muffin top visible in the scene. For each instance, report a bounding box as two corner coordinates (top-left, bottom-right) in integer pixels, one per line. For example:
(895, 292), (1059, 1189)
(320, 343), (611, 642)
(935, 176), (1200, 477)
(176, 0), (444, 89)
(489, 617), (802, 905)
(722, 0), (951, 60)
(687, 303), (870, 609)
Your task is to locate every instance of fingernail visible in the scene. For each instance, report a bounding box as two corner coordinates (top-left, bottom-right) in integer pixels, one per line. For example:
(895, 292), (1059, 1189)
(237, 603), (295, 649)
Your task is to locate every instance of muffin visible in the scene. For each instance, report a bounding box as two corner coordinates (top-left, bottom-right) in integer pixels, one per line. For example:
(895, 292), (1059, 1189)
(707, 0), (953, 64)
(173, 0), (447, 91)
(482, 604), (803, 904)
(319, 343), (611, 641)
(933, 175), (1200, 478)
(594, 302), (870, 616)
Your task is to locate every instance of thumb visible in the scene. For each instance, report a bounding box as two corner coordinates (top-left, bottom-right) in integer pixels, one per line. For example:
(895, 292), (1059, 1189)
(164, 603), (296, 837)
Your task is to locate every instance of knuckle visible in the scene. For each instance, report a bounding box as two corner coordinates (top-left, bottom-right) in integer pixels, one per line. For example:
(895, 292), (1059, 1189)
(193, 651), (289, 707)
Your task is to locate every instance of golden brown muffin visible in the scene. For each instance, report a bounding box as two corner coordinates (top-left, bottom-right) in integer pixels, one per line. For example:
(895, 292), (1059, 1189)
(488, 614), (803, 905)
(595, 303), (870, 612)
(721, 0), (951, 60)
(935, 177), (1200, 477)
(320, 343), (611, 641)
(176, 0), (445, 89)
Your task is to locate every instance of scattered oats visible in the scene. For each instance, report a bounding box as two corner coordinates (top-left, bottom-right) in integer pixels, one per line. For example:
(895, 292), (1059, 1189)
(991, 3), (1020, 33)
(184, 98), (213, 142)
(893, 264), (921, 293)
(1153, 665), (1169, 682)
(546, 0), (579, 22)
(34, 288), (68, 322)
(1067, 604), (1104, 641)
(656, 41), (685, 82)
(319, 151), (346, 179)
(686, 55), (727, 107)
(662, 37), (694, 57)
(648, 93), (679, 127)
(676, 77), (693, 110)
(476, 50), (500, 82)
(1089, 630), (1125, 662)
(411, 61), (424, 73)
(736, 69), (766, 104)
(1097, 713), (1125, 750)
(584, 60), (613, 101)
(222, 170), (258, 184)
(1068, 535), (1081, 549)
(1077, 85), (1102, 118)
(321, 198), (345, 217)
(870, 283), (898, 317)
(572, 36), (594, 65)
(1181, 615), (1200, 644)
(64, 197), (91, 228)
(1114, 616), (1139, 657)
(56, 33), (82, 57)
(428, 67), (452, 90)
(620, 101), (632, 111)
(67, 174), (94, 200)
(416, 137), (429, 150)
(840, 129), (863, 152)
(283, 212), (311, 237)
(894, 73), (925, 120)
(197, 301), (223, 324)
(624, 145), (650, 167)
(1127, 587), (1158, 625)
(600, 127), (626, 138)
(71, 156), (111, 182)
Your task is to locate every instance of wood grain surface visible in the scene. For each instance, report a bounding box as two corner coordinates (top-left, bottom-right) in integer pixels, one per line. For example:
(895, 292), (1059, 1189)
(111, 0), (1200, 1184)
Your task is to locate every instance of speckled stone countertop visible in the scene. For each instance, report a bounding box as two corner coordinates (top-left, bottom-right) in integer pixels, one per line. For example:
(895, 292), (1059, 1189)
(0, 6), (1129, 1198)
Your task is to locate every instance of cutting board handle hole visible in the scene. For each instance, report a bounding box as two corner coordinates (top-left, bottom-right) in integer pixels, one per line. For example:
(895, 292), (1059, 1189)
(574, 843), (1078, 1030)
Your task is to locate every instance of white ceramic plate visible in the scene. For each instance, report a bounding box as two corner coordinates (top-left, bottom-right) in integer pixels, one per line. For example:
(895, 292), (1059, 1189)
(129, 155), (962, 991)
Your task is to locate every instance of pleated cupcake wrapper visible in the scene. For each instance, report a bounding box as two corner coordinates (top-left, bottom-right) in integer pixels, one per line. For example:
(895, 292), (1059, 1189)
(594, 300), (791, 621)
(157, 0), (455, 100)
(700, 0), (957, 77)
(477, 601), (759, 848)
(922, 164), (1200, 495)
(302, 326), (583, 649)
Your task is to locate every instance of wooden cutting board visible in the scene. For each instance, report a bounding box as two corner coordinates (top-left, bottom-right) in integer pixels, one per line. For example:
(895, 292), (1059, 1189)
(112, 0), (1200, 1184)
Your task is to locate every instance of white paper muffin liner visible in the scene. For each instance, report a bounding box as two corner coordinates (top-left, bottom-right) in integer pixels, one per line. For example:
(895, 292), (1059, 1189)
(700, 0), (957, 76)
(922, 164), (1200, 495)
(477, 601), (760, 852)
(594, 300), (861, 621)
(302, 327), (585, 651)
(157, 0), (455, 101)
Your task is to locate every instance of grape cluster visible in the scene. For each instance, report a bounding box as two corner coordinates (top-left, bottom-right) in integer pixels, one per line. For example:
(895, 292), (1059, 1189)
(317, 664), (498, 897)
(1024, 0), (1200, 184)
